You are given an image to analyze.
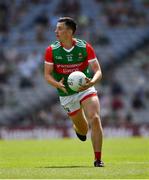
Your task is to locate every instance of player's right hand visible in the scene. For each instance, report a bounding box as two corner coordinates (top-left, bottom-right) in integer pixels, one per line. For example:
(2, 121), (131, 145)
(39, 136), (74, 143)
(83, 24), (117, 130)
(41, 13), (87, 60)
(58, 78), (68, 94)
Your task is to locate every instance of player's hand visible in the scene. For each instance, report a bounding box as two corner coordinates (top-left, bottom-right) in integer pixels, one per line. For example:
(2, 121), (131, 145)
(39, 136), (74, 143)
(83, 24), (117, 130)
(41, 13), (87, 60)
(58, 78), (68, 94)
(78, 77), (94, 92)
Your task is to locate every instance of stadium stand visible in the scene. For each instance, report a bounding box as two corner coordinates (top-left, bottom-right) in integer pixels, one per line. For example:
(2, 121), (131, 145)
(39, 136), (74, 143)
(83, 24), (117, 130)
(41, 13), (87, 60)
(0, 0), (149, 137)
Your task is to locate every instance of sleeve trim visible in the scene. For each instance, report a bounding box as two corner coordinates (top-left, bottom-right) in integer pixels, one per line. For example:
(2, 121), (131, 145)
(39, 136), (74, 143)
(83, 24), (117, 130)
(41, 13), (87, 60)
(45, 61), (54, 65)
(88, 58), (97, 62)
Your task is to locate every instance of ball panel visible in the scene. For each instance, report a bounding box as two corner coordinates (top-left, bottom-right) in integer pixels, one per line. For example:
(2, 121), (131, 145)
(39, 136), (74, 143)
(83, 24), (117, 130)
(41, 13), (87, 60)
(67, 71), (86, 92)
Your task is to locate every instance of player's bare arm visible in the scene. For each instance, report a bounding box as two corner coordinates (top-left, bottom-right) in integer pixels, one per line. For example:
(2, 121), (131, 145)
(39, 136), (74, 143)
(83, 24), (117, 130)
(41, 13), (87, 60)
(79, 59), (102, 91)
(44, 63), (67, 94)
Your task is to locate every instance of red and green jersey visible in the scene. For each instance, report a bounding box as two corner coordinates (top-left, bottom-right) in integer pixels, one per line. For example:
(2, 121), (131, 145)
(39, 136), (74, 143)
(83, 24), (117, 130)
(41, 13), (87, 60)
(44, 38), (97, 96)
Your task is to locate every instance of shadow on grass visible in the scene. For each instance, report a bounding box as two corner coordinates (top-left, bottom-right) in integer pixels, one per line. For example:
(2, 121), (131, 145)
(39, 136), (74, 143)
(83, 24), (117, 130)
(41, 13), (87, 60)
(37, 165), (92, 168)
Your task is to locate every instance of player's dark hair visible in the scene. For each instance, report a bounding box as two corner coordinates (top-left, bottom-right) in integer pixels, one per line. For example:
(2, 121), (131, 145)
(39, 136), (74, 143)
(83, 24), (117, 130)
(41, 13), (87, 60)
(58, 17), (77, 34)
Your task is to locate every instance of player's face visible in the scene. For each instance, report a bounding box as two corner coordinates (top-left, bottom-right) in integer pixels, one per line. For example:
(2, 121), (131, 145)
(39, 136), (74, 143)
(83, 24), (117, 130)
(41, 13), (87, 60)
(55, 22), (72, 42)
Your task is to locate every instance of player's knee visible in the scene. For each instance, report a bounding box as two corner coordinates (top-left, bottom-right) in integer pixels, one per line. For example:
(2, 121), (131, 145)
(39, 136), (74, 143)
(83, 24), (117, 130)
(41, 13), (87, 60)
(74, 122), (88, 135)
(90, 115), (103, 135)
(90, 114), (101, 129)
(84, 124), (89, 134)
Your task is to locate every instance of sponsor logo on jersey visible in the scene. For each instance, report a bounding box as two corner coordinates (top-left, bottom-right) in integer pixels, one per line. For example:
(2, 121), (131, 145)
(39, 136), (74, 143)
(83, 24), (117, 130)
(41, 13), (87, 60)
(55, 60), (89, 74)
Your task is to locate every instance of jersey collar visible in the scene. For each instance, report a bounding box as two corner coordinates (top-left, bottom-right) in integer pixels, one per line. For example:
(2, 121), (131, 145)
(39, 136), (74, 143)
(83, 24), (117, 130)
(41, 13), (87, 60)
(60, 39), (76, 52)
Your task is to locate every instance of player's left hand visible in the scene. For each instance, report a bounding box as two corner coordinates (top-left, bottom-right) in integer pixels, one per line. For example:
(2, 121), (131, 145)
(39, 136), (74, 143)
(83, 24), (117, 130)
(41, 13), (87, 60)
(78, 77), (94, 92)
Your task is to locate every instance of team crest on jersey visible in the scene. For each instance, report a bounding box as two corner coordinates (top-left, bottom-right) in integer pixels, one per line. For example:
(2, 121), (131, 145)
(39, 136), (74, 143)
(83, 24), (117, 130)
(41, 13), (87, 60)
(78, 53), (83, 59)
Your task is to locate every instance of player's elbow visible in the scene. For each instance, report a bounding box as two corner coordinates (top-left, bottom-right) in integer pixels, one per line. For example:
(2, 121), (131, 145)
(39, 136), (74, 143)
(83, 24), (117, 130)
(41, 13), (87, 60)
(99, 71), (102, 80)
(98, 70), (102, 81)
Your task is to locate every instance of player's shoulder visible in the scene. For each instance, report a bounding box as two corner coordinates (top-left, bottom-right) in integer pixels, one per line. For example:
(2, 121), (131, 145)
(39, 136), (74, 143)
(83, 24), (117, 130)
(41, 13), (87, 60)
(50, 41), (61, 50)
(75, 38), (87, 48)
(45, 41), (61, 53)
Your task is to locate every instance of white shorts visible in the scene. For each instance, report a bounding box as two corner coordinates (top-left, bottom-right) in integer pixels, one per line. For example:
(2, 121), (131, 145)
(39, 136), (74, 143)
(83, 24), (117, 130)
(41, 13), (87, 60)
(59, 87), (97, 116)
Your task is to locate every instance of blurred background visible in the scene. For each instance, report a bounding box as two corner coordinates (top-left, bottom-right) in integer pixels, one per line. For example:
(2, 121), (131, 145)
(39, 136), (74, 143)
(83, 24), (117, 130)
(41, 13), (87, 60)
(0, 0), (149, 139)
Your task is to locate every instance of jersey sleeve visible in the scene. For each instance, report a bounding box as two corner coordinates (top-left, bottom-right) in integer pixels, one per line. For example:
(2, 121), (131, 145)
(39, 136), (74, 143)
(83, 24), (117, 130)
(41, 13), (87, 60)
(86, 43), (97, 63)
(44, 46), (54, 64)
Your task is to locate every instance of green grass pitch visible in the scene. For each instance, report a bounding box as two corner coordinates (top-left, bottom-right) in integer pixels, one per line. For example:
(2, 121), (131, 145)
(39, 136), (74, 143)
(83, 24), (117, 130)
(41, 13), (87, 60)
(0, 137), (149, 179)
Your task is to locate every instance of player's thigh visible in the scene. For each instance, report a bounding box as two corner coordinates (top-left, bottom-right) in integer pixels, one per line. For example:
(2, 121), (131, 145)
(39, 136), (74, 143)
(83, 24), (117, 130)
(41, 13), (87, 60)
(68, 108), (88, 131)
(81, 95), (100, 121)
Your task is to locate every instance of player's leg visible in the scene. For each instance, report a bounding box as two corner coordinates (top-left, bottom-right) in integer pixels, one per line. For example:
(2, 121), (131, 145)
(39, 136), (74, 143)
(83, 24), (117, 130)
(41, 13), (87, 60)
(59, 95), (88, 140)
(81, 95), (104, 167)
(68, 109), (89, 140)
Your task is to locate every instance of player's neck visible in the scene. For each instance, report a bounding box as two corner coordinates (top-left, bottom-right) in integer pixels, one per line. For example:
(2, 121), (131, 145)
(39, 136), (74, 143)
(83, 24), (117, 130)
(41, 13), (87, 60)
(61, 38), (74, 50)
